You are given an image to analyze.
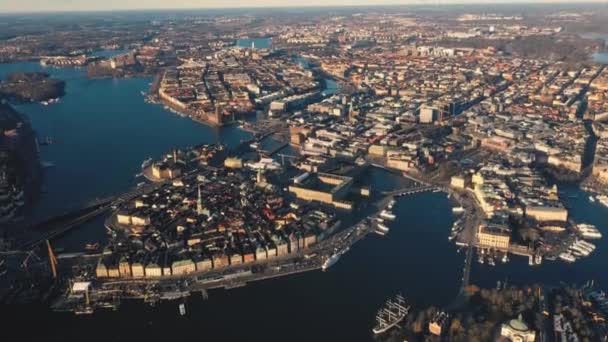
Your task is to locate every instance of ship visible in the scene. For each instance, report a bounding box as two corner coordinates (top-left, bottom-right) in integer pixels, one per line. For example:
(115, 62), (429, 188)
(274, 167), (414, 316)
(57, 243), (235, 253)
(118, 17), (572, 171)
(452, 207), (465, 214)
(577, 224), (602, 239)
(372, 294), (410, 335)
(379, 210), (396, 221)
(559, 252), (576, 263)
(322, 247), (350, 271)
(141, 157), (153, 170)
(376, 223), (390, 235)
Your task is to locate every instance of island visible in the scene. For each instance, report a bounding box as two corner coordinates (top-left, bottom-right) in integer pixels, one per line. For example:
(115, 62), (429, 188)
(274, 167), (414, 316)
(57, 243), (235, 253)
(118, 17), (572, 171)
(0, 72), (65, 103)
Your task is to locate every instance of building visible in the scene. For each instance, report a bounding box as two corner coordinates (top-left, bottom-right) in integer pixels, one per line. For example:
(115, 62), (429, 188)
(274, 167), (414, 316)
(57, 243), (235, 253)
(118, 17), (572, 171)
(420, 105), (439, 123)
(450, 175), (468, 189)
(429, 311), (450, 336)
(526, 206), (568, 222)
(288, 172), (355, 210)
(500, 314), (536, 342)
(477, 223), (511, 249)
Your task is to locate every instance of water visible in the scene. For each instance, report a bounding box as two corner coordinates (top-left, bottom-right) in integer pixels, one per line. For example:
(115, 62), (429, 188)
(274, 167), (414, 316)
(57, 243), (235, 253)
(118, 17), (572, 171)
(593, 52), (608, 65)
(1, 53), (608, 341)
(1, 61), (251, 248)
(236, 38), (272, 49)
(473, 183), (608, 289)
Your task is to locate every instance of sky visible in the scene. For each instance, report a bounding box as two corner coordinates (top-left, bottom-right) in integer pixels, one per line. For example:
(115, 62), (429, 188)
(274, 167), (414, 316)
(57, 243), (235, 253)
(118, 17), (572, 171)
(0, 0), (605, 14)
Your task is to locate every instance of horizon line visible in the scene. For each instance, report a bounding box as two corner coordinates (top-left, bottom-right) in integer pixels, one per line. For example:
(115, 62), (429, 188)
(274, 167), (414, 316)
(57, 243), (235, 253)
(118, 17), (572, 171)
(1, 1), (607, 16)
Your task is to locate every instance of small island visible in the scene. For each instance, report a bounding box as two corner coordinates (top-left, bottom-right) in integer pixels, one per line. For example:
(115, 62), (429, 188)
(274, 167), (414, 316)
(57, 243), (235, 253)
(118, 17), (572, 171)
(0, 72), (65, 103)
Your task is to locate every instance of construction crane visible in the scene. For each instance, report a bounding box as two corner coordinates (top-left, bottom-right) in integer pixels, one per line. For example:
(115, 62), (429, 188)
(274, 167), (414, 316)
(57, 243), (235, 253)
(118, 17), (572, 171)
(46, 240), (58, 279)
(276, 153), (298, 166)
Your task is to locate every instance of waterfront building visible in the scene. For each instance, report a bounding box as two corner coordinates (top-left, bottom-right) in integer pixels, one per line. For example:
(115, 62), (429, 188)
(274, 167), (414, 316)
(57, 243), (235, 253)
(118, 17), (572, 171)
(477, 223), (511, 250)
(525, 206), (568, 223)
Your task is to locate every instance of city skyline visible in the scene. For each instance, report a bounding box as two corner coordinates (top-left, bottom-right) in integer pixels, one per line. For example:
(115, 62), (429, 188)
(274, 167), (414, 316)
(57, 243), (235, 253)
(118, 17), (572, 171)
(1, 0), (606, 14)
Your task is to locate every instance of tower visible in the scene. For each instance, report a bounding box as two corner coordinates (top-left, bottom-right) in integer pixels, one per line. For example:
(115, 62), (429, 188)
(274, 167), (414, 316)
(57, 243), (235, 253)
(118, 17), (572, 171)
(196, 185), (203, 215)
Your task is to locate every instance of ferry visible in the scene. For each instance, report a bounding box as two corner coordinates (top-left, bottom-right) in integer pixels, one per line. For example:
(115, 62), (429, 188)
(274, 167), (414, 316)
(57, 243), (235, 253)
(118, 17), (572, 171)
(375, 230), (386, 237)
(372, 294), (410, 335)
(577, 224), (602, 239)
(322, 247), (349, 271)
(559, 252), (576, 263)
(141, 157), (153, 170)
(452, 207), (465, 214)
(376, 223), (390, 235)
(379, 210), (396, 221)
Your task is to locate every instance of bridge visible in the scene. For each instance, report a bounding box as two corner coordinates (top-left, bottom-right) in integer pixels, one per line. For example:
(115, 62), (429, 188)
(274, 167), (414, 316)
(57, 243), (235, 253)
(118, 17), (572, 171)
(381, 185), (440, 197)
(18, 182), (163, 251)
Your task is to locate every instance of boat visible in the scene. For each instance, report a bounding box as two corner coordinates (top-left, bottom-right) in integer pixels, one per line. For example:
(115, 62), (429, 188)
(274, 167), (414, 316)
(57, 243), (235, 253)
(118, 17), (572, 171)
(74, 305), (94, 315)
(179, 303), (186, 316)
(559, 252), (576, 263)
(372, 294), (410, 335)
(375, 230), (386, 236)
(452, 207), (465, 214)
(477, 254), (484, 264)
(535, 254), (543, 265)
(577, 224), (602, 239)
(322, 247), (349, 271)
(141, 157), (153, 170)
(589, 195), (596, 203)
(387, 199), (396, 209)
(85, 242), (100, 252)
(502, 254), (509, 263)
(379, 210), (396, 221)
(488, 257), (495, 266)
(376, 223), (390, 235)
(597, 195), (608, 208)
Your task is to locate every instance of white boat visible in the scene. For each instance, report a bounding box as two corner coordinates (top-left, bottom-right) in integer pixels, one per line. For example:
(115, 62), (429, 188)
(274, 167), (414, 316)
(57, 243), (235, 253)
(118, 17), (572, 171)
(597, 195), (608, 208)
(452, 207), (465, 214)
(380, 210), (396, 221)
(377, 223), (390, 234)
(559, 252), (576, 263)
(141, 157), (153, 169)
(372, 295), (410, 335)
(488, 258), (495, 266)
(179, 303), (186, 316)
(322, 247), (349, 271)
(502, 254), (509, 263)
(577, 224), (602, 239)
(387, 199), (396, 210)
(589, 195), (596, 203)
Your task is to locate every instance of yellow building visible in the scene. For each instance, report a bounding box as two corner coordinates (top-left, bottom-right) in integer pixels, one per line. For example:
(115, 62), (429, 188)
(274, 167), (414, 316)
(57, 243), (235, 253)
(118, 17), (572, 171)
(477, 223), (511, 250)
(526, 206), (568, 222)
